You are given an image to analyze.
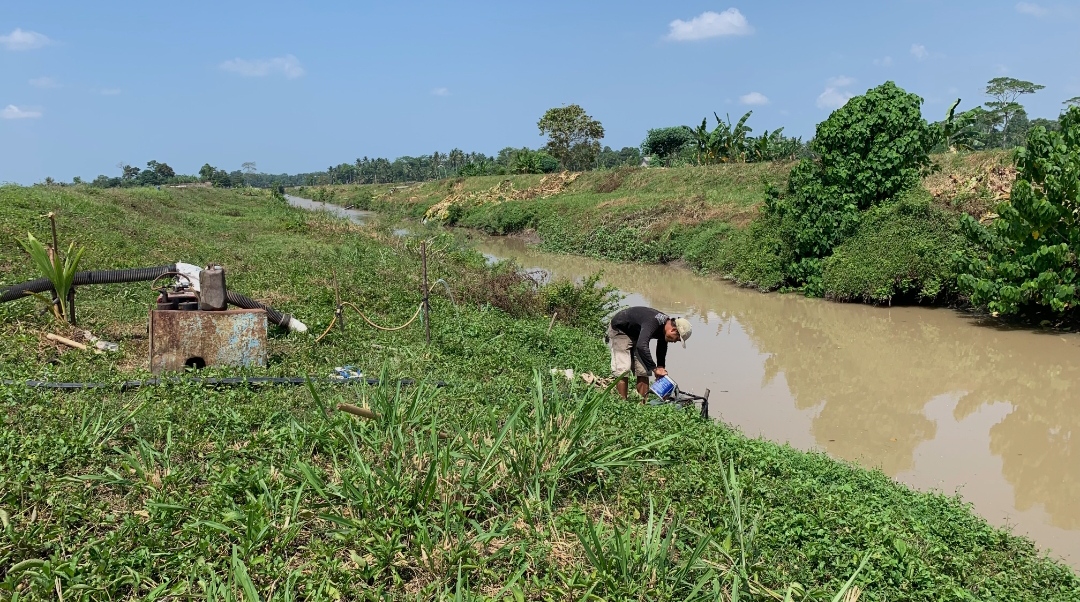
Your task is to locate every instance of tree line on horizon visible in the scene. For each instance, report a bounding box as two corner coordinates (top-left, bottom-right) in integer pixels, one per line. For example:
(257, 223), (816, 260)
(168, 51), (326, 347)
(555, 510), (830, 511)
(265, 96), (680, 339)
(38, 76), (1080, 190)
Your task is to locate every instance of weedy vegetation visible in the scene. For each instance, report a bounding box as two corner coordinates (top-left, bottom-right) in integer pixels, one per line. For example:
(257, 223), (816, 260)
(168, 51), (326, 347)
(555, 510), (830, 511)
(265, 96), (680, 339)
(0, 184), (1076, 600)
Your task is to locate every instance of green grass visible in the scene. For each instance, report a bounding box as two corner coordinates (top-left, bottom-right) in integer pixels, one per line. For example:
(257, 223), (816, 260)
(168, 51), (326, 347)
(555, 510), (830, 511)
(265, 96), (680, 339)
(1, 184), (1077, 600)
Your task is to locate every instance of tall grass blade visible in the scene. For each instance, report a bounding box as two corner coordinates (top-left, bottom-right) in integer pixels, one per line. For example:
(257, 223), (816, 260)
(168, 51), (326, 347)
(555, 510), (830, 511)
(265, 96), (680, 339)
(231, 547), (261, 602)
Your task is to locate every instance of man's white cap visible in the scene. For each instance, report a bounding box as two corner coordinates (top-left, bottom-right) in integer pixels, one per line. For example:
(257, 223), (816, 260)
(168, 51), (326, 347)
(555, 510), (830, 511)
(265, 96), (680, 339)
(674, 317), (692, 348)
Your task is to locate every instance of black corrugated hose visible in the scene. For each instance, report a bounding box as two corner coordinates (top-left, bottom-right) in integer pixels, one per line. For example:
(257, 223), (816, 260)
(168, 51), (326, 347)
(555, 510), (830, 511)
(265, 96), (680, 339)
(0, 265), (175, 303)
(0, 377), (447, 391)
(0, 264), (296, 329)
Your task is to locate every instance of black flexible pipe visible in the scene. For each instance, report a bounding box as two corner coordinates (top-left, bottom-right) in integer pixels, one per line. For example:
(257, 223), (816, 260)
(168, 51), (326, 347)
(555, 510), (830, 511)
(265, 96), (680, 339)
(0, 265), (175, 303)
(1, 377), (448, 391)
(226, 290), (288, 327)
(1, 265), (295, 329)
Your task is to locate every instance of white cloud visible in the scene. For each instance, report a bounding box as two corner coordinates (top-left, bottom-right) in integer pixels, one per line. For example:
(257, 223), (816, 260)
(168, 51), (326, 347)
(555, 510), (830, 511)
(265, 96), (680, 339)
(739, 92), (769, 105)
(219, 54), (305, 79)
(1016, 2), (1048, 16)
(910, 44), (928, 60)
(431, 87), (450, 96)
(29, 76), (61, 88)
(0, 28), (51, 51)
(873, 56), (893, 67)
(817, 76), (855, 110)
(666, 8), (753, 41)
(100, 88), (121, 96)
(2, 105), (42, 119)
(817, 88), (853, 110)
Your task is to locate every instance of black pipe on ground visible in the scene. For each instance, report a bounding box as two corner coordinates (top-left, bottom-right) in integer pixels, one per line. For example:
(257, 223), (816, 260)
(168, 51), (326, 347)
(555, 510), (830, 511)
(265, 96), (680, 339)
(0, 265), (175, 303)
(1, 265), (301, 330)
(1, 377), (448, 391)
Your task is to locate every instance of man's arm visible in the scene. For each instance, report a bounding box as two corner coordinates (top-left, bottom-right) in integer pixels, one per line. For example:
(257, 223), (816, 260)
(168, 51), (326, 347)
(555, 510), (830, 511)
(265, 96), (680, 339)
(656, 337), (667, 370)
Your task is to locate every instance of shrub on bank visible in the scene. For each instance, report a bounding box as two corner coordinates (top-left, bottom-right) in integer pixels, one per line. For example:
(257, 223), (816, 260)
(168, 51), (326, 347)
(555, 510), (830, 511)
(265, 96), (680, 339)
(708, 212), (792, 290)
(822, 191), (970, 304)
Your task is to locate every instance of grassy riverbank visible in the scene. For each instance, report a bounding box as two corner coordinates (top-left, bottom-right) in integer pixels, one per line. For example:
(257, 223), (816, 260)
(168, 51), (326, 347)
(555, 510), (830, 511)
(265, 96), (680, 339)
(300, 151), (1013, 305)
(1, 184), (1076, 600)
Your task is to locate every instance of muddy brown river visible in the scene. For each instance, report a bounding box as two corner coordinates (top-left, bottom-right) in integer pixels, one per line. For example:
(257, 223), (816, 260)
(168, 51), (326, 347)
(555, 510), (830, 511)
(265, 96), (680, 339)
(471, 234), (1080, 569)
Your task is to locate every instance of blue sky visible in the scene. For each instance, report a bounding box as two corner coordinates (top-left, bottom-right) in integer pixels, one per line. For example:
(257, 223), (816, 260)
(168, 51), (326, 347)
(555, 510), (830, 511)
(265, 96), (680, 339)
(2, 1), (1078, 184)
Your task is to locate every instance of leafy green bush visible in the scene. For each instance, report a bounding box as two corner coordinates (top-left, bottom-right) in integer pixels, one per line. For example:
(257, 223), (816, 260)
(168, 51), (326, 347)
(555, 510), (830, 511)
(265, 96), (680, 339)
(511, 149), (559, 174)
(542, 272), (622, 336)
(958, 107), (1080, 315)
(642, 127), (694, 165)
(822, 191), (969, 303)
(345, 187), (374, 209)
(312, 186), (336, 203)
(765, 82), (935, 288)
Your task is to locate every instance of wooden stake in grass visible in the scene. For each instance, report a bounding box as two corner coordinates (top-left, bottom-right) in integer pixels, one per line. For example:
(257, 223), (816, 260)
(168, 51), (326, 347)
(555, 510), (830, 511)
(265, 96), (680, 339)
(46, 333), (103, 354)
(422, 239), (430, 345)
(337, 403), (379, 420)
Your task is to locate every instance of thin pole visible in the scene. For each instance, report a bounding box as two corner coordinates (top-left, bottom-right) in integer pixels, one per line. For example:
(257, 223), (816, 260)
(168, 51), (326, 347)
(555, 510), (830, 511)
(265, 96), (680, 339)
(421, 240), (430, 345)
(47, 212), (62, 321)
(67, 288), (76, 325)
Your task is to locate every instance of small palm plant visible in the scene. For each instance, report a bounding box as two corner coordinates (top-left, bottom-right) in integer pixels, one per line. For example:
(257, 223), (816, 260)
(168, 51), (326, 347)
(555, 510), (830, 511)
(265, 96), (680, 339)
(16, 212), (85, 322)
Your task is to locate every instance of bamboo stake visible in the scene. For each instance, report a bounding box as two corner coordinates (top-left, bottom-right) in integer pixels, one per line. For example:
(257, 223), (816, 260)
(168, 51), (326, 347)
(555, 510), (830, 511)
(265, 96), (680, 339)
(337, 403), (379, 420)
(46, 333), (101, 354)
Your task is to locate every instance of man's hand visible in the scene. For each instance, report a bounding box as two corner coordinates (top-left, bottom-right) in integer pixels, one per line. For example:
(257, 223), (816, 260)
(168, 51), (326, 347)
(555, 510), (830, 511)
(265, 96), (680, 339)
(653, 367), (667, 377)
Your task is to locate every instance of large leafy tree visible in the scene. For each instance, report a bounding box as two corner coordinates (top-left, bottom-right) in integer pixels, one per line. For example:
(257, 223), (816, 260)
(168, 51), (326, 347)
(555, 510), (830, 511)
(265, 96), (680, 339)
(537, 104), (604, 171)
(767, 81), (934, 273)
(959, 107), (1080, 315)
(642, 127), (693, 165)
(985, 77), (1044, 148)
(121, 164), (140, 182)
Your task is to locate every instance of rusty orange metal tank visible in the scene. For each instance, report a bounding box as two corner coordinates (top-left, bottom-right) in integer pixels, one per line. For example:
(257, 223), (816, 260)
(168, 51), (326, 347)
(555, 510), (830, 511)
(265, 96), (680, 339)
(149, 309), (267, 374)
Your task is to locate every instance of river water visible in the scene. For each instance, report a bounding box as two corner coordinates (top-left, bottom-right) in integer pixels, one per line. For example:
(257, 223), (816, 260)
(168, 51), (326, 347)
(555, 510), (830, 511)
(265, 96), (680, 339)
(284, 195), (1080, 568)
(284, 194), (374, 222)
(471, 235), (1080, 569)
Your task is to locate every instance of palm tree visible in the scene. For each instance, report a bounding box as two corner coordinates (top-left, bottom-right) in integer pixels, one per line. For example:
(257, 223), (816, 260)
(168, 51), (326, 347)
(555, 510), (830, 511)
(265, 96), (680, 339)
(449, 148), (464, 171)
(432, 151), (443, 179)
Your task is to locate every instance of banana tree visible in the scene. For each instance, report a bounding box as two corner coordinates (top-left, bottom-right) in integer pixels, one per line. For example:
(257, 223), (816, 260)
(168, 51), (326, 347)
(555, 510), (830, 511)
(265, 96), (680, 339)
(751, 129), (775, 162)
(941, 99), (982, 152)
(711, 111), (753, 163)
(684, 118), (713, 165)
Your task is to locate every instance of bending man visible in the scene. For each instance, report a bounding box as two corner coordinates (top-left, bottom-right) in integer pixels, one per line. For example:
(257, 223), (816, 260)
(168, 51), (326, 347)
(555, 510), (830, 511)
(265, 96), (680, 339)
(606, 306), (692, 400)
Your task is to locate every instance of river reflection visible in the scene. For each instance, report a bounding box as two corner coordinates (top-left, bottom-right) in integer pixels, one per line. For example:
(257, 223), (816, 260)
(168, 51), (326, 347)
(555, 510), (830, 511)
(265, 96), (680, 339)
(470, 234), (1080, 568)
